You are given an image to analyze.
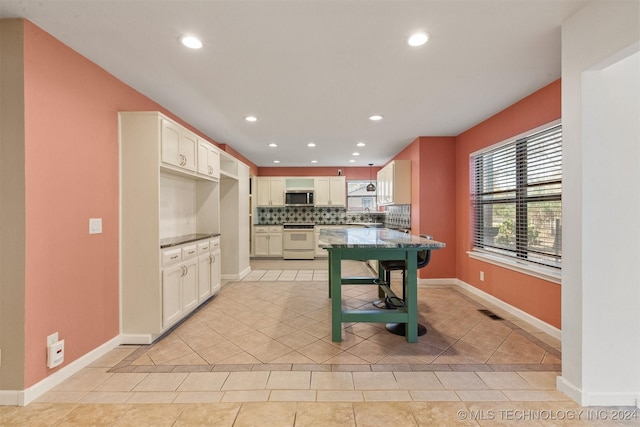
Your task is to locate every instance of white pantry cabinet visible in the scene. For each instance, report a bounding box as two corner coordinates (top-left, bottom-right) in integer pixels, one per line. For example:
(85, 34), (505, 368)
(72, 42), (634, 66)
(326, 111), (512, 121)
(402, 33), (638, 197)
(119, 112), (221, 343)
(314, 177), (346, 206)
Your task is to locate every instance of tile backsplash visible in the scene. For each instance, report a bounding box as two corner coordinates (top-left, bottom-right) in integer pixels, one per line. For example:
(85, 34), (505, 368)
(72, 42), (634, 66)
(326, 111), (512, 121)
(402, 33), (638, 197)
(256, 205), (410, 229)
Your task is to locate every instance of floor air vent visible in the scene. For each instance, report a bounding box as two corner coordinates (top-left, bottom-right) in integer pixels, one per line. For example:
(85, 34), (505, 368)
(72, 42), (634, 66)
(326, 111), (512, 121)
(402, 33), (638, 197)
(478, 309), (504, 320)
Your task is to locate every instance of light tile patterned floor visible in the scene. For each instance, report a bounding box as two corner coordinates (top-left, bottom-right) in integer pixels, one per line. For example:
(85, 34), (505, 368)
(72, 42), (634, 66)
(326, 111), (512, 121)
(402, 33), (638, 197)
(6, 260), (634, 425)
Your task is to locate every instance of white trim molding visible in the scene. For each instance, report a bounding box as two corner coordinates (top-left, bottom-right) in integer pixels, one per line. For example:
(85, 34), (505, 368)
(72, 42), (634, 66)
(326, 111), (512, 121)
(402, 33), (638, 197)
(468, 251), (561, 285)
(1, 335), (122, 406)
(439, 278), (561, 341)
(557, 376), (640, 408)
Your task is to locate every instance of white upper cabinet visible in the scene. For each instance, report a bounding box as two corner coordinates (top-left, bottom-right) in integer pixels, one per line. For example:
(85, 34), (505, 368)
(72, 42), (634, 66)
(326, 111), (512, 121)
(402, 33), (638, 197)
(256, 177), (285, 206)
(376, 160), (411, 206)
(161, 119), (196, 172)
(197, 138), (220, 179)
(314, 176), (345, 206)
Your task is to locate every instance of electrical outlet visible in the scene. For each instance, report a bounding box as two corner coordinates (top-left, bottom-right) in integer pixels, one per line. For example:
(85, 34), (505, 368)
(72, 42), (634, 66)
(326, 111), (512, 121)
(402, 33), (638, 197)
(480, 271), (485, 281)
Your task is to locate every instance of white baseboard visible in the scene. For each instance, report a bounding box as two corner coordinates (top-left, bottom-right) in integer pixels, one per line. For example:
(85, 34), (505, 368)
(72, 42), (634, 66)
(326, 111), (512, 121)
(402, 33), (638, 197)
(1, 335), (122, 406)
(422, 277), (561, 341)
(557, 376), (640, 407)
(222, 265), (251, 281)
(120, 334), (154, 345)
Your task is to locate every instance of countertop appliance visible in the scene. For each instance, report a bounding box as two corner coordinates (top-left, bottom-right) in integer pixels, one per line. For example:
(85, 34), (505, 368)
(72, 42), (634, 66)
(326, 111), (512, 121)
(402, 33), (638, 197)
(285, 190), (314, 206)
(282, 223), (315, 259)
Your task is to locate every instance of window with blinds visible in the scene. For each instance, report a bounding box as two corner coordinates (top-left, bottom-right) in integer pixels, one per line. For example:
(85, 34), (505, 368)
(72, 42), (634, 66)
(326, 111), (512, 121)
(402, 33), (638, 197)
(470, 123), (562, 269)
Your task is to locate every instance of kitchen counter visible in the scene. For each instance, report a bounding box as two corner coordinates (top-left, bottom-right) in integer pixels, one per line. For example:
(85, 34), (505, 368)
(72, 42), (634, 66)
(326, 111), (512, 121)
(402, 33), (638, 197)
(160, 233), (220, 248)
(318, 227), (444, 343)
(318, 227), (443, 249)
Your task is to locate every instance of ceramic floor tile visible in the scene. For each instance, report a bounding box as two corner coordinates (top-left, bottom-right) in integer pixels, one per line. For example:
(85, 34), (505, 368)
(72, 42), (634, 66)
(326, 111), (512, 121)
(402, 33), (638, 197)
(294, 402), (357, 426)
(435, 372), (489, 390)
(476, 372), (534, 390)
(222, 371), (270, 390)
(310, 372), (354, 390)
(233, 402), (297, 427)
(393, 371), (444, 390)
(220, 390), (271, 402)
(352, 402), (418, 427)
(352, 371), (398, 390)
(22, 261), (568, 423)
(132, 373), (188, 391)
(316, 390), (364, 402)
(93, 373), (147, 392)
(176, 372), (229, 391)
(269, 389), (317, 401)
(266, 371), (311, 389)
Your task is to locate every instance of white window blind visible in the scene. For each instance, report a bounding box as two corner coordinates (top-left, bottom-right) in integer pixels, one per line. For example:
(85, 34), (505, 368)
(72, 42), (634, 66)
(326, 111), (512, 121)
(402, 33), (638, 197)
(471, 124), (562, 269)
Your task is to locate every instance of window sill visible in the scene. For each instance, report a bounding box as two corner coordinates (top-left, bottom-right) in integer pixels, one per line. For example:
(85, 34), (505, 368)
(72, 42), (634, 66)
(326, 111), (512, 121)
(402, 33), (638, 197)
(467, 251), (561, 284)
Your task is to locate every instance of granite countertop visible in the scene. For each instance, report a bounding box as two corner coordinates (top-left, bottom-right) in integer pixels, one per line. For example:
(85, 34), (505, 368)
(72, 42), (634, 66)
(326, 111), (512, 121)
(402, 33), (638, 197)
(318, 227), (445, 249)
(160, 233), (221, 249)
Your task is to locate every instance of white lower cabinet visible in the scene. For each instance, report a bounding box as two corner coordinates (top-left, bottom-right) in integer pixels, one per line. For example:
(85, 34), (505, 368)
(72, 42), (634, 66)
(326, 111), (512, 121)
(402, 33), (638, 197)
(253, 226), (283, 256)
(161, 238), (218, 329)
(197, 237), (222, 302)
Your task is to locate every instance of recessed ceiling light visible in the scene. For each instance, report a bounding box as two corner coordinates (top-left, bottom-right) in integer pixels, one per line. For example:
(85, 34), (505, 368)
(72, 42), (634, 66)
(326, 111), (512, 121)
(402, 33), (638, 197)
(311, 160), (318, 163)
(273, 160), (280, 164)
(349, 159), (356, 163)
(369, 115), (383, 121)
(245, 116), (257, 122)
(408, 32), (429, 47)
(180, 35), (203, 49)
(352, 152), (360, 156)
(307, 142), (316, 147)
(268, 143), (278, 148)
(356, 142), (366, 147)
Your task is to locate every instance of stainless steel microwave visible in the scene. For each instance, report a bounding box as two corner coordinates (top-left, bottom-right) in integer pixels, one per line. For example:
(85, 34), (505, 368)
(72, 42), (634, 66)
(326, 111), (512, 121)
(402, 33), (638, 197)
(285, 190), (314, 206)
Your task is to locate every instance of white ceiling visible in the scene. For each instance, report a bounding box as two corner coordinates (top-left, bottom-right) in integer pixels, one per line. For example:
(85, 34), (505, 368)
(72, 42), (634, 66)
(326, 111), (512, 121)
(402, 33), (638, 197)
(0, 0), (587, 167)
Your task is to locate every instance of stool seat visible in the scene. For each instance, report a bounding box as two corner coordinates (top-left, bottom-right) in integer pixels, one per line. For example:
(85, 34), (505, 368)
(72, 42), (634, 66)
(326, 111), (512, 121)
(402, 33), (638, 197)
(376, 234), (433, 337)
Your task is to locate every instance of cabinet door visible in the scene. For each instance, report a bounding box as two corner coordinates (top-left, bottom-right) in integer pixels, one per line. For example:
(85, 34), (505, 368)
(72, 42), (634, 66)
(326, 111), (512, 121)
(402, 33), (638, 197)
(269, 178), (285, 206)
(268, 232), (283, 256)
(197, 254), (211, 301)
(207, 147), (220, 179)
(162, 264), (183, 328)
(197, 141), (210, 176)
(180, 130), (198, 172)
(254, 233), (270, 256)
(329, 177), (346, 206)
(256, 178), (272, 206)
(182, 258), (198, 312)
(210, 250), (221, 295)
(161, 119), (182, 168)
(314, 178), (330, 206)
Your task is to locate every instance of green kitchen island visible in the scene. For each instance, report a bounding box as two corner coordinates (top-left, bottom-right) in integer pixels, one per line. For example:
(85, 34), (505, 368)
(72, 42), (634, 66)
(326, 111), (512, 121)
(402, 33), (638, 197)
(318, 227), (445, 343)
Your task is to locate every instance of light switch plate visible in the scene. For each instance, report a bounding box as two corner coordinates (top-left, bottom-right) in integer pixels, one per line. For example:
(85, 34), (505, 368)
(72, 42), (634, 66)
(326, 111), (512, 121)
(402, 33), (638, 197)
(89, 218), (102, 234)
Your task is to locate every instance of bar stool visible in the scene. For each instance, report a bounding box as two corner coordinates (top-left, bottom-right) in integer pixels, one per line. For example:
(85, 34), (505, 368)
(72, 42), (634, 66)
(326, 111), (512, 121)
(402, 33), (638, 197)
(376, 234), (432, 336)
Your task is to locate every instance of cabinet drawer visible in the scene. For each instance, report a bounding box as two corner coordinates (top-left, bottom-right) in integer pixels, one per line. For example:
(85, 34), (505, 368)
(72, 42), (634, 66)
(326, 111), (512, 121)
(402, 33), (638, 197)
(254, 226), (268, 233)
(162, 248), (182, 266)
(268, 226), (282, 232)
(198, 241), (210, 254)
(181, 244), (198, 260)
(210, 236), (220, 250)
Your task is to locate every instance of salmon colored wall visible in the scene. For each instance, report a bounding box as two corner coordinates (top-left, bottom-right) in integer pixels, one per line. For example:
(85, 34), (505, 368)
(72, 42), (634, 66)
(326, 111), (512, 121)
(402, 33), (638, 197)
(258, 166), (380, 180)
(20, 21), (238, 386)
(455, 79), (562, 328)
(391, 137), (457, 279)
